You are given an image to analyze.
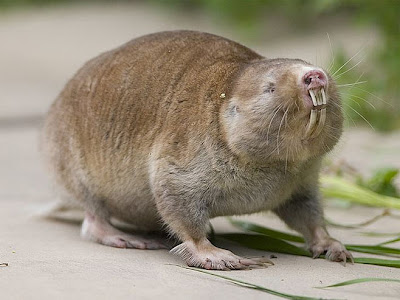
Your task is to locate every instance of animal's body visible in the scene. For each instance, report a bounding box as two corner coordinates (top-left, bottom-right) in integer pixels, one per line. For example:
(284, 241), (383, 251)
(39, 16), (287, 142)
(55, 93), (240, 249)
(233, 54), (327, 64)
(42, 31), (352, 269)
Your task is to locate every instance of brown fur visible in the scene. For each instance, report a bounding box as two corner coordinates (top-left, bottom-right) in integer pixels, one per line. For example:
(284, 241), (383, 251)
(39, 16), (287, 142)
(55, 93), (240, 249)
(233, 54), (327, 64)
(41, 31), (351, 269)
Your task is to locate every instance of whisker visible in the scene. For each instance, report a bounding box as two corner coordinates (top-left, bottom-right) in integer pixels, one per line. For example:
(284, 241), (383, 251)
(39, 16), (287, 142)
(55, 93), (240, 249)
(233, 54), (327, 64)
(276, 107), (289, 155)
(328, 109), (342, 119)
(332, 44), (367, 77)
(350, 96), (362, 109)
(285, 147), (289, 174)
(330, 101), (356, 126)
(326, 33), (335, 72)
(333, 57), (365, 79)
(346, 71), (366, 92)
(337, 81), (367, 87)
(325, 124), (338, 130)
(350, 94), (376, 110)
(352, 86), (394, 108)
(338, 71), (373, 109)
(284, 109), (292, 130)
(266, 104), (283, 145)
(343, 102), (375, 131)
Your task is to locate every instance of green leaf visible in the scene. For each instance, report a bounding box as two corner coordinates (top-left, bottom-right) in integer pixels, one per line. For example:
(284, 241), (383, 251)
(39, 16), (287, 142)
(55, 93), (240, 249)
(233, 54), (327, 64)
(325, 210), (390, 229)
(352, 257), (400, 268)
(321, 176), (400, 209)
(363, 168), (400, 198)
(317, 277), (400, 289)
(346, 245), (400, 257)
(229, 219), (400, 261)
(174, 265), (339, 300)
(229, 219), (305, 243)
(378, 237), (400, 246)
(361, 231), (400, 237)
(218, 233), (311, 257)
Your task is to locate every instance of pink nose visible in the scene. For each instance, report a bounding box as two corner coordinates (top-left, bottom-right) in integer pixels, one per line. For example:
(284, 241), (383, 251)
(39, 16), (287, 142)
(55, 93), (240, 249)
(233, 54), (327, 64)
(303, 70), (327, 90)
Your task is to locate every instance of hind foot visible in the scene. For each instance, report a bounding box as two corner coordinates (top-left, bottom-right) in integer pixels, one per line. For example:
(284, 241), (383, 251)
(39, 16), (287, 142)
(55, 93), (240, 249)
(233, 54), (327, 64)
(81, 213), (168, 250)
(171, 239), (273, 270)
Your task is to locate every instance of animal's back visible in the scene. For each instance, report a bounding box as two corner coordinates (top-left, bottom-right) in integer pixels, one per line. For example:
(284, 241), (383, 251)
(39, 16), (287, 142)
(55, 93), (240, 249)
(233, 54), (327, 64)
(41, 31), (262, 226)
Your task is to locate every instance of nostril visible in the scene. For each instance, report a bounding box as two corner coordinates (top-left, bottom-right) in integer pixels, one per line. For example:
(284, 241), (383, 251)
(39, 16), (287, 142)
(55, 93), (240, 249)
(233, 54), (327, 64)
(303, 70), (327, 89)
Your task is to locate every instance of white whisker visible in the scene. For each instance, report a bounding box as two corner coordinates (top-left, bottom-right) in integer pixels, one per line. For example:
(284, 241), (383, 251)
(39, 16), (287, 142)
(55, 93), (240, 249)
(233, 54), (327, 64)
(331, 101), (356, 126)
(343, 102), (375, 131)
(352, 86), (394, 108)
(326, 33), (335, 72)
(333, 57), (365, 79)
(332, 44), (367, 77)
(266, 104), (283, 145)
(285, 147), (289, 174)
(350, 94), (376, 110)
(277, 107), (289, 155)
(337, 81), (367, 87)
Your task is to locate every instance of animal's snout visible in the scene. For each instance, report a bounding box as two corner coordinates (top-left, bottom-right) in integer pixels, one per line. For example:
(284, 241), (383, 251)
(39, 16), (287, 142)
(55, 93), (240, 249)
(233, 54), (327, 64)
(303, 70), (326, 90)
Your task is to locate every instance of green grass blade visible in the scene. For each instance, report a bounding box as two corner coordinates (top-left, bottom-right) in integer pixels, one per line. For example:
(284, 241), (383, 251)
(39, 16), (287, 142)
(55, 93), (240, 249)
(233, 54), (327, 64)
(174, 265), (339, 300)
(325, 210), (390, 229)
(231, 219), (400, 258)
(377, 237), (400, 246)
(220, 232), (400, 268)
(321, 176), (400, 209)
(227, 220), (400, 267)
(352, 257), (400, 268)
(346, 244), (400, 257)
(229, 219), (305, 243)
(318, 277), (400, 289)
(361, 231), (400, 237)
(218, 233), (311, 257)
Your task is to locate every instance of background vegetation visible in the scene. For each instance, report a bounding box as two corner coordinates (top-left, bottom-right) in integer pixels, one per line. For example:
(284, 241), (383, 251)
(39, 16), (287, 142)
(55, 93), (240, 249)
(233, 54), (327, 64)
(152, 0), (400, 131)
(1, 0), (399, 131)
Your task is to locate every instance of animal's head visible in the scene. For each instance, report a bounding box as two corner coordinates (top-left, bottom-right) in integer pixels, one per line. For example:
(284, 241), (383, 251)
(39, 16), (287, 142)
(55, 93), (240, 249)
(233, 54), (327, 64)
(221, 58), (343, 163)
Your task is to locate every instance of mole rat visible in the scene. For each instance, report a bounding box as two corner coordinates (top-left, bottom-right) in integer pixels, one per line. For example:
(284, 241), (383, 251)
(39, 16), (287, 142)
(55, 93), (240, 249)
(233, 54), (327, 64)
(41, 30), (353, 270)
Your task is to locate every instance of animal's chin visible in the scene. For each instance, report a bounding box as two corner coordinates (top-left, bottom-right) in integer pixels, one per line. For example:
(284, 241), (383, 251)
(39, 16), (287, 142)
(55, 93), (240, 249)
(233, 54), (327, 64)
(303, 88), (327, 140)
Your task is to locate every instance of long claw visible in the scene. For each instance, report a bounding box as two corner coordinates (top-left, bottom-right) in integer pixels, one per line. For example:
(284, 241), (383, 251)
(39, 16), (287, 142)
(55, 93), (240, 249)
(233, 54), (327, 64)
(312, 252), (321, 259)
(248, 257), (275, 265)
(347, 251), (354, 264)
(340, 252), (347, 266)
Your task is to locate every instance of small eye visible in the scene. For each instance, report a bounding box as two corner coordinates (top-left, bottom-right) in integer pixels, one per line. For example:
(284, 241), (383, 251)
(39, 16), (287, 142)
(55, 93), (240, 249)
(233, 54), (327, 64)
(263, 86), (275, 93)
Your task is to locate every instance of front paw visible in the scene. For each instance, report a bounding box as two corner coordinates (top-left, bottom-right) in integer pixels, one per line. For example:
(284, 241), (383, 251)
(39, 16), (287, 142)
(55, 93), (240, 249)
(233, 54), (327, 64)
(309, 238), (354, 265)
(171, 239), (273, 270)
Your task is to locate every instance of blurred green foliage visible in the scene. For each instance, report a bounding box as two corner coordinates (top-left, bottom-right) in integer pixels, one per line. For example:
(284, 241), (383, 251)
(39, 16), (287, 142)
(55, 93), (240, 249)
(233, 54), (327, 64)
(1, 0), (399, 131)
(154, 0), (400, 131)
(357, 168), (399, 198)
(0, 0), (71, 8)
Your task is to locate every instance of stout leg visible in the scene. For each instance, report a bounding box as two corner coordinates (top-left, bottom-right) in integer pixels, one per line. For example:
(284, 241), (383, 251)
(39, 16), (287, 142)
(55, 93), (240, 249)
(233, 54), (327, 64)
(274, 189), (353, 263)
(152, 171), (270, 269)
(81, 212), (167, 249)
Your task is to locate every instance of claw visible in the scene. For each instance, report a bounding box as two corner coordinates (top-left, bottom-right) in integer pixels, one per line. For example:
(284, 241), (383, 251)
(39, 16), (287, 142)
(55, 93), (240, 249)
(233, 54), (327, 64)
(312, 251), (322, 259)
(340, 252), (347, 266)
(347, 251), (354, 264)
(258, 257), (275, 265)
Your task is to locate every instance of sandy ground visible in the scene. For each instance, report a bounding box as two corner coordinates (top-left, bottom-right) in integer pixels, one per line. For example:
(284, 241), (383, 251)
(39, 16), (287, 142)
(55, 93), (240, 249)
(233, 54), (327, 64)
(0, 3), (399, 300)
